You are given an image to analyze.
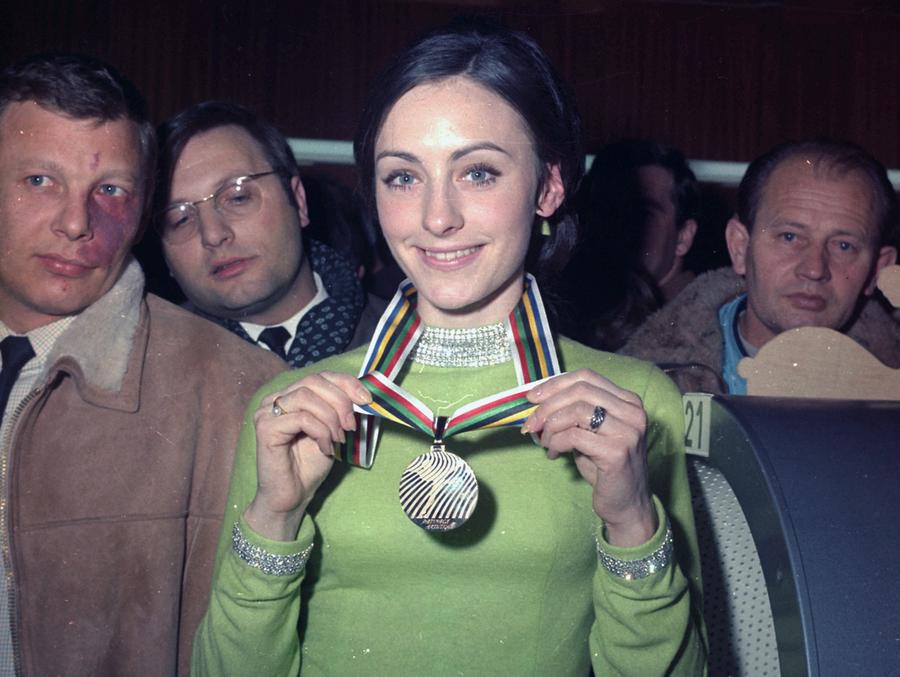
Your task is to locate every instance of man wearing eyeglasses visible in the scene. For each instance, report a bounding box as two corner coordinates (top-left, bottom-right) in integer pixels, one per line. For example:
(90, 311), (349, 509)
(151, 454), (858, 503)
(0, 56), (282, 675)
(157, 102), (384, 368)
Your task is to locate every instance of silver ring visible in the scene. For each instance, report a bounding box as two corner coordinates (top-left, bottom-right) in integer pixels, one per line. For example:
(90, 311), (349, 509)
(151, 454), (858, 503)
(589, 405), (606, 433)
(272, 398), (285, 417)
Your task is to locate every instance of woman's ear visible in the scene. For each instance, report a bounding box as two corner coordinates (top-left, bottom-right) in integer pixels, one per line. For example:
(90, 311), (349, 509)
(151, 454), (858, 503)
(536, 163), (565, 217)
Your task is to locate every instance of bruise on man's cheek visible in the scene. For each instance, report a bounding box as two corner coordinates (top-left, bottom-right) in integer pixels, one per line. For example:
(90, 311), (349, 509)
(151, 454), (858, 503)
(77, 195), (141, 267)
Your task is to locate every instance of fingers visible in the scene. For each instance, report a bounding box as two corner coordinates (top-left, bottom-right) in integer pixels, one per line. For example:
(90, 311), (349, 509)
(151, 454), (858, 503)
(536, 400), (644, 460)
(257, 407), (341, 457)
(523, 370), (654, 532)
(522, 368), (648, 478)
(260, 371), (370, 435)
(524, 369), (645, 437)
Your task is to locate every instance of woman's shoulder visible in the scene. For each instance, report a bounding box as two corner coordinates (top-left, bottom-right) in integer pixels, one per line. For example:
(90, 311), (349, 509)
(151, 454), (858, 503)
(557, 335), (675, 396)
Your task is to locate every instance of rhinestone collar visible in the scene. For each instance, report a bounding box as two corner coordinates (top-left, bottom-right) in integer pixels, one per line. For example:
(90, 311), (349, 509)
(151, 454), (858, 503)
(411, 322), (511, 368)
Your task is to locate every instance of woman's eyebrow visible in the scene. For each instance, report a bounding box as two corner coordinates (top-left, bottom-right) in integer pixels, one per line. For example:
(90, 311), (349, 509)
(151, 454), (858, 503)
(375, 150), (419, 163)
(450, 142), (511, 161)
(375, 142), (512, 164)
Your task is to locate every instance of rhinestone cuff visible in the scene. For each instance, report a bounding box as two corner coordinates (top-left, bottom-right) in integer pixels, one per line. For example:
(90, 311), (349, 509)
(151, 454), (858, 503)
(231, 522), (313, 577)
(411, 323), (511, 368)
(596, 519), (674, 581)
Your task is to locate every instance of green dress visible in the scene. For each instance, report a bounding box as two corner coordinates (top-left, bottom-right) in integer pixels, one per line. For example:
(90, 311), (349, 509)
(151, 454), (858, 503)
(193, 336), (707, 676)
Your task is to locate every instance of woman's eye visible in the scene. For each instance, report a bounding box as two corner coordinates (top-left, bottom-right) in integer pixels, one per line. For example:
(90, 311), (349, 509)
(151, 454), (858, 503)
(385, 172), (417, 189)
(463, 164), (498, 185)
(780, 232), (796, 243)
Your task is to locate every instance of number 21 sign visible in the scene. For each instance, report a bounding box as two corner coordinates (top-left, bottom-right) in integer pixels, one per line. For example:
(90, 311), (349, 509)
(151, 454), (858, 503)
(682, 393), (711, 456)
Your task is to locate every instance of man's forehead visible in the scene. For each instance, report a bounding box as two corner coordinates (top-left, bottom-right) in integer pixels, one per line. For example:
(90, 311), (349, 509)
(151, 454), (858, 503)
(179, 125), (268, 167)
(638, 165), (675, 198)
(757, 158), (879, 235)
(762, 156), (872, 198)
(2, 100), (138, 159)
(171, 124), (271, 192)
(3, 99), (100, 127)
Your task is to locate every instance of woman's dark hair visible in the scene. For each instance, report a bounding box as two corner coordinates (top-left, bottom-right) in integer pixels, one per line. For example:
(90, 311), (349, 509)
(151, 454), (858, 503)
(0, 53), (155, 215)
(156, 101), (302, 214)
(353, 17), (585, 284)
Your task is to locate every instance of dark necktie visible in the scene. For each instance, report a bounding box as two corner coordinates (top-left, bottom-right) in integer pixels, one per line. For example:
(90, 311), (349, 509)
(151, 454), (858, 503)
(257, 326), (291, 361)
(0, 336), (36, 429)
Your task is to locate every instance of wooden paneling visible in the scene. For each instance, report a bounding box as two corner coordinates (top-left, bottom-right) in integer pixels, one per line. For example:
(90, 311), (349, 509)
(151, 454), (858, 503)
(3, 0), (900, 165)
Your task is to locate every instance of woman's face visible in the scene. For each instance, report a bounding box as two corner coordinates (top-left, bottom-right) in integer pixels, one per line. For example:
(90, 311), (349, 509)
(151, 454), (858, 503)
(374, 76), (564, 327)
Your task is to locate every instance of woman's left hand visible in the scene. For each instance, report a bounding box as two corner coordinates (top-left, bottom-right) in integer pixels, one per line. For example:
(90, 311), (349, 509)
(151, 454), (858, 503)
(523, 369), (657, 547)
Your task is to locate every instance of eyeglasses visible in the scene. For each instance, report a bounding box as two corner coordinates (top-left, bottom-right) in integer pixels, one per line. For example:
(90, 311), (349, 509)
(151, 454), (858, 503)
(159, 170), (280, 244)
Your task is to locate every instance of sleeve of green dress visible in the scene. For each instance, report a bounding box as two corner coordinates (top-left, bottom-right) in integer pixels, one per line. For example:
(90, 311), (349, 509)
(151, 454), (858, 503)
(589, 363), (708, 675)
(191, 380), (312, 677)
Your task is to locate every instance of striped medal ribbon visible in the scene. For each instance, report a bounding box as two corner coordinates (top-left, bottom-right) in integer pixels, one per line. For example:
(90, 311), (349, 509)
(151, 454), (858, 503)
(339, 274), (561, 530)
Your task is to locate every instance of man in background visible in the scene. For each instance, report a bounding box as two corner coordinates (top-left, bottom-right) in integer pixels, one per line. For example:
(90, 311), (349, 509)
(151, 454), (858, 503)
(560, 139), (700, 350)
(156, 102), (384, 367)
(0, 55), (282, 674)
(620, 140), (700, 301)
(622, 139), (899, 393)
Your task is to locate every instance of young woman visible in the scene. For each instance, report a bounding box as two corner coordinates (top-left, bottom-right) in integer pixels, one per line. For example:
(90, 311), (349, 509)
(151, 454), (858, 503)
(193, 20), (706, 676)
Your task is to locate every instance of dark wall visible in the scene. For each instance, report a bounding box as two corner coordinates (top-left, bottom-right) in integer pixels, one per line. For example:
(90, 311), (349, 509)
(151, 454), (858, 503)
(4, 0), (900, 167)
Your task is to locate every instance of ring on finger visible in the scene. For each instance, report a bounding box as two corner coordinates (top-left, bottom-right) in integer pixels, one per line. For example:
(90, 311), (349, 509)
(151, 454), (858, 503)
(589, 405), (606, 433)
(272, 397), (285, 417)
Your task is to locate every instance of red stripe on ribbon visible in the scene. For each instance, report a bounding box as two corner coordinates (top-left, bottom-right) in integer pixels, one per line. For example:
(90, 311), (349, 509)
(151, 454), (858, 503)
(368, 374), (433, 430)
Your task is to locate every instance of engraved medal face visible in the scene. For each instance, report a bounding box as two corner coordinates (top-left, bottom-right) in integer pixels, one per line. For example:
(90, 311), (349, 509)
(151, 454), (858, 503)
(399, 448), (478, 531)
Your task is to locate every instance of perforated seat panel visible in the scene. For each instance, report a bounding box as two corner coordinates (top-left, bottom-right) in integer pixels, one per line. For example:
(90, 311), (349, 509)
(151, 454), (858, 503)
(688, 457), (780, 676)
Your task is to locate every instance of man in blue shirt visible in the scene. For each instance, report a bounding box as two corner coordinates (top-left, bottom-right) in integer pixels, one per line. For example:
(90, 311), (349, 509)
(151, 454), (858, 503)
(622, 139), (899, 394)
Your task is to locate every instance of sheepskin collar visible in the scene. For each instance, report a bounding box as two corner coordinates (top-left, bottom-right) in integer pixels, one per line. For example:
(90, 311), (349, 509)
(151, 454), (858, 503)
(41, 258), (146, 409)
(622, 266), (900, 370)
(621, 268), (742, 370)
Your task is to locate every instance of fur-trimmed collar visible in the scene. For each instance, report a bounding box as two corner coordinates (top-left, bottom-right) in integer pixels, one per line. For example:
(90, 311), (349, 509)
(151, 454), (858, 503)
(41, 258), (145, 394)
(621, 268), (742, 370)
(622, 266), (900, 370)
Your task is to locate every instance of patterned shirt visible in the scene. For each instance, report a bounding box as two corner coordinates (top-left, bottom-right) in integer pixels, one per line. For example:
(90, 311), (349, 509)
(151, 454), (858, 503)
(241, 272), (329, 348)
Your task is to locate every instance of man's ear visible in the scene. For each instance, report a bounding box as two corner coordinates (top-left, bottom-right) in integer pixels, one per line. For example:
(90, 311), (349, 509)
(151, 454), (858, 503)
(291, 175), (310, 228)
(864, 245), (898, 295)
(675, 218), (698, 257)
(725, 217), (750, 275)
(536, 163), (565, 217)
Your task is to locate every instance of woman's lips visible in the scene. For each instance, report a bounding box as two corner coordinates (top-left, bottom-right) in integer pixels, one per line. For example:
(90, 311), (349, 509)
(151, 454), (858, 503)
(419, 245), (482, 268)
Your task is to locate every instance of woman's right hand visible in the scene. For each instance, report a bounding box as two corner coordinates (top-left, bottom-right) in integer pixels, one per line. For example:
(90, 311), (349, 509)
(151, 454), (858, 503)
(243, 371), (372, 541)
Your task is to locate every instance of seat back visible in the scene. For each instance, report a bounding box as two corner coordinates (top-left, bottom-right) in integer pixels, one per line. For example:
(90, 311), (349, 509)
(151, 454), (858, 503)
(687, 456), (780, 676)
